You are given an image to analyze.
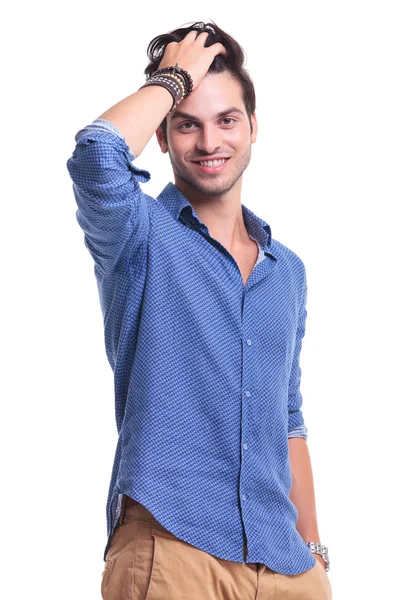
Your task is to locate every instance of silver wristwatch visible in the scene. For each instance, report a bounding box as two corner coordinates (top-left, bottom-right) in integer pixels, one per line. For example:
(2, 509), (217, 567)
(306, 542), (330, 572)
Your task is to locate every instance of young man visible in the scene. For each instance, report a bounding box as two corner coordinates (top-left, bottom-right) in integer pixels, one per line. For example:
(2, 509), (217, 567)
(67, 21), (332, 600)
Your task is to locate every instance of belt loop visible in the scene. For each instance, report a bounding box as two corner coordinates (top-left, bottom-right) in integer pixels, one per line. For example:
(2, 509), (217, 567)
(119, 494), (127, 525)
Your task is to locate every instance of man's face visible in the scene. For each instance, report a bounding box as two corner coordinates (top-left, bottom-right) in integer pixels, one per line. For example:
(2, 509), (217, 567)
(156, 72), (257, 197)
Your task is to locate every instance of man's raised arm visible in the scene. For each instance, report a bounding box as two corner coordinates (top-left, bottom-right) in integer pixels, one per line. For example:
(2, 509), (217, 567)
(66, 32), (226, 278)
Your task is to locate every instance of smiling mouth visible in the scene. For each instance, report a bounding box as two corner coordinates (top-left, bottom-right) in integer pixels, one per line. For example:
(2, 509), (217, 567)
(192, 158), (230, 166)
(191, 158), (231, 173)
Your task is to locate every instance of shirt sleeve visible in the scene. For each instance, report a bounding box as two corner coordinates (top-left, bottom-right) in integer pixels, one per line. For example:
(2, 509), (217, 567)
(66, 118), (152, 278)
(288, 424), (308, 439)
(287, 271), (309, 440)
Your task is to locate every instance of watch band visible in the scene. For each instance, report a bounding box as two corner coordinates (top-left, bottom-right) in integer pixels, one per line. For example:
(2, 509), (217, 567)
(306, 542), (330, 572)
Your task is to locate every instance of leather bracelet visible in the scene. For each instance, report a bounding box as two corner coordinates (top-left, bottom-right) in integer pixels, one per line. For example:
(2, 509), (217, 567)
(162, 72), (186, 99)
(152, 63), (193, 99)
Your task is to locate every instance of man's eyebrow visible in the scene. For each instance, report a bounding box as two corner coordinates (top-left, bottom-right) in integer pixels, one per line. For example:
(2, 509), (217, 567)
(170, 107), (245, 121)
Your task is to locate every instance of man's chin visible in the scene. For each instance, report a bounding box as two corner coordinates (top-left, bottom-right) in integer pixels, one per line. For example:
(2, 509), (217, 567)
(191, 183), (233, 197)
(183, 175), (235, 197)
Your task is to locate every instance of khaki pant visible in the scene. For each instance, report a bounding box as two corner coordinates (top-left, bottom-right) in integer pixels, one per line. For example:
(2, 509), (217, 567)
(101, 497), (332, 600)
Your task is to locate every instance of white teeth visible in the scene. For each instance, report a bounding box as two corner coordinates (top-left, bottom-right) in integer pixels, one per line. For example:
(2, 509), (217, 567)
(198, 159), (228, 167)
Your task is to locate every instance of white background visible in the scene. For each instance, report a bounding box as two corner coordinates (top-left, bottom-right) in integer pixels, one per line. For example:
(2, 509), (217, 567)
(2, 1), (399, 598)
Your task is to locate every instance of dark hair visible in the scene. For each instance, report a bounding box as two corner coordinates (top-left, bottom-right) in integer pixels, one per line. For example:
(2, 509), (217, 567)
(144, 21), (256, 142)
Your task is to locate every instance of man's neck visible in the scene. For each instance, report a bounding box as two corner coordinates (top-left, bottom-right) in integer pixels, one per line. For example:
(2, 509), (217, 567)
(174, 179), (251, 250)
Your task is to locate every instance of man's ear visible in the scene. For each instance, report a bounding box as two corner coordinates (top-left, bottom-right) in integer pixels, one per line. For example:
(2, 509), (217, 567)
(156, 125), (168, 154)
(250, 113), (258, 144)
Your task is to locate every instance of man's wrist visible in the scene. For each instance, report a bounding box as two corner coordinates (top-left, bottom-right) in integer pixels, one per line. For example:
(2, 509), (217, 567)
(306, 542), (330, 572)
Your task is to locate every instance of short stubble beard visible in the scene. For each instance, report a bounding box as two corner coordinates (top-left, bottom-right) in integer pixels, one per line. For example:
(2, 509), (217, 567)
(168, 140), (252, 198)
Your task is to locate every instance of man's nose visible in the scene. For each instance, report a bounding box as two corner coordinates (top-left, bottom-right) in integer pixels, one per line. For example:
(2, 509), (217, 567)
(195, 125), (222, 155)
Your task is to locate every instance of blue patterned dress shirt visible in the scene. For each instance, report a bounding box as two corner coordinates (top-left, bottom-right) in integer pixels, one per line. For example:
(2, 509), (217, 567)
(66, 118), (315, 575)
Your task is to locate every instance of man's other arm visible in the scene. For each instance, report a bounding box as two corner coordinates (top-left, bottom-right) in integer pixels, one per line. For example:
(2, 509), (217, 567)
(286, 267), (324, 566)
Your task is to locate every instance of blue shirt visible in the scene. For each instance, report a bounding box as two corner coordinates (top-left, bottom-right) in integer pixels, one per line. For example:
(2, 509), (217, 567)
(66, 118), (315, 575)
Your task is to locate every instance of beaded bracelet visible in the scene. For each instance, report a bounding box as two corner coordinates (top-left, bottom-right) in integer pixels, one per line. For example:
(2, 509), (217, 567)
(162, 72), (186, 99)
(155, 63), (193, 99)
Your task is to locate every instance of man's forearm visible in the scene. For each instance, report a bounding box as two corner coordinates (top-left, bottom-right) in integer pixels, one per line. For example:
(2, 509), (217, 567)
(98, 85), (173, 158)
(288, 437), (321, 543)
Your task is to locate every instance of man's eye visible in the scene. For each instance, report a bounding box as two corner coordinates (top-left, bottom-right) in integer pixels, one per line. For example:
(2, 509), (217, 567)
(179, 121), (196, 129)
(178, 118), (237, 130)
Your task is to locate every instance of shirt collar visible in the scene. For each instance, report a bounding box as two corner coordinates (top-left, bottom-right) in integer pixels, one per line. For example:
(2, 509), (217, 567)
(157, 182), (277, 258)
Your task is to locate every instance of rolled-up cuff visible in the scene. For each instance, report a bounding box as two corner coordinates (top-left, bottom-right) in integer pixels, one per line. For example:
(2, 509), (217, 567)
(288, 424), (308, 440)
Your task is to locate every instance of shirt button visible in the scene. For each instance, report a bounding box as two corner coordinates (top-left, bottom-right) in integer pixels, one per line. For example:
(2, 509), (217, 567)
(243, 443), (248, 450)
(242, 494), (247, 501)
(246, 339), (252, 345)
(245, 391), (251, 397)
